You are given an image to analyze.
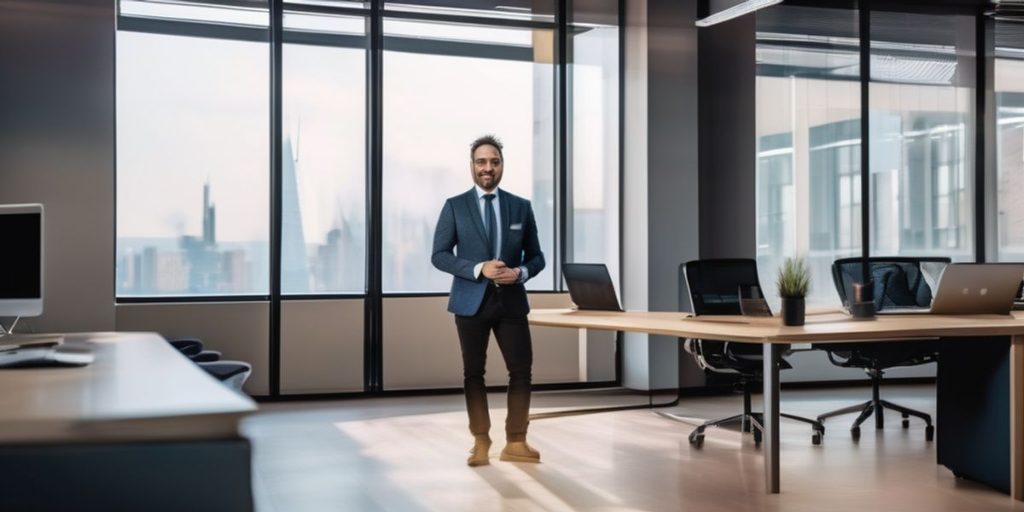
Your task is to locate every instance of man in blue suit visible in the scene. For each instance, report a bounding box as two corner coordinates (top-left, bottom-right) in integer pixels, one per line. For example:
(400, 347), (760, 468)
(432, 135), (546, 467)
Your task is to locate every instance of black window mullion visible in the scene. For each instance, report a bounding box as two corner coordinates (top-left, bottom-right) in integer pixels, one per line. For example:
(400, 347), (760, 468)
(859, 0), (871, 286)
(975, 12), (991, 263)
(556, 0), (568, 288)
(366, 1), (384, 394)
(616, 0), (625, 387)
(270, 0), (284, 397)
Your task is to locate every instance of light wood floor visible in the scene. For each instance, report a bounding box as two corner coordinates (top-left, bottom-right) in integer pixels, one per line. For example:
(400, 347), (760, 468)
(245, 385), (1024, 512)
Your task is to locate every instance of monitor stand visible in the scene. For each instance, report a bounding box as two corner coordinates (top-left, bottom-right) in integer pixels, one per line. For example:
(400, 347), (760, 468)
(0, 316), (20, 337)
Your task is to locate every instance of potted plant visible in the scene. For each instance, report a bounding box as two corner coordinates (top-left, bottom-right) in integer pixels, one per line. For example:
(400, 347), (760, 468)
(777, 257), (810, 326)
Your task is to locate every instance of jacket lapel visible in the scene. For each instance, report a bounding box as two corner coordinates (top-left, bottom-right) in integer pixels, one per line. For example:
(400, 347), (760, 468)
(463, 189), (488, 248)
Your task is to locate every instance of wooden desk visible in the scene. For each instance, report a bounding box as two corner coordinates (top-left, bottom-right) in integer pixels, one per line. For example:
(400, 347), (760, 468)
(0, 332), (258, 512)
(529, 309), (1024, 500)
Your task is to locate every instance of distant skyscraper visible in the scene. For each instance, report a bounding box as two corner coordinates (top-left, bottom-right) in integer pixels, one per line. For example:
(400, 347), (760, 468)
(183, 181), (220, 292)
(281, 136), (310, 293)
(140, 246), (158, 294)
(203, 180), (216, 246)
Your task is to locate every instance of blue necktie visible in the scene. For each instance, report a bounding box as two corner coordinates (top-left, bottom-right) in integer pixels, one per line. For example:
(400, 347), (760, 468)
(483, 194), (497, 259)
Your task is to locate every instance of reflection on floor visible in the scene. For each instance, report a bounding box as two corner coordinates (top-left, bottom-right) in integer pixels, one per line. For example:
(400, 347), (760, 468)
(245, 385), (1024, 512)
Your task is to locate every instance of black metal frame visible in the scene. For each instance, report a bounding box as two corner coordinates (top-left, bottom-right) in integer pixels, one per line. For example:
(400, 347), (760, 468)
(113, 0), (626, 398)
(556, 0), (568, 286)
(859, 0), (871, 286)
(975, 12), (991, 263)
(270, 0), (284, 396)
(366, 0), (384, 394)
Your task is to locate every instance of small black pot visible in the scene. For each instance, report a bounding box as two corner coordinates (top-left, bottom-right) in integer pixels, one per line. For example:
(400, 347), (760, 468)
(781, 297), (805, 326)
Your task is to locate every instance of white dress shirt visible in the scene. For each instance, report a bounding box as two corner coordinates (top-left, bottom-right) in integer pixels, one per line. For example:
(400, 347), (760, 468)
(471, 185), (528, 284)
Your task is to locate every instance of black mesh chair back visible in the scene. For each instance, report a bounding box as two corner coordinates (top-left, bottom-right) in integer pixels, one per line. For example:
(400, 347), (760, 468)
(683, 259), (768, 364)
(831, 257), (950, 311)
(685, 259), (768, 317)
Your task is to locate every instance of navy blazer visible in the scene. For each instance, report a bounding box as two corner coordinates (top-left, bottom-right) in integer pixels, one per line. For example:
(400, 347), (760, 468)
(431, 188), (546, 317)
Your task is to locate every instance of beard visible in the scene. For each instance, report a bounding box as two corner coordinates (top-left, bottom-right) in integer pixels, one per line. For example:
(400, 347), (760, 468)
(475, 172), (500, 190)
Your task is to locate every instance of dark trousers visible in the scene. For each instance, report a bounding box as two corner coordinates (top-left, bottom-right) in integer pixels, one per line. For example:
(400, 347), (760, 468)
(454, 285), (533, 442)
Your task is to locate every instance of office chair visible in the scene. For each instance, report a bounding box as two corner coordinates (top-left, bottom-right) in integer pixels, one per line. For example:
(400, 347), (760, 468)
(165, 335), (252, 392)
(198, 361), (253, 392)
(167, 336), (223, 362)
(682, 259), (825, 447)
(817, 256), (948, 441)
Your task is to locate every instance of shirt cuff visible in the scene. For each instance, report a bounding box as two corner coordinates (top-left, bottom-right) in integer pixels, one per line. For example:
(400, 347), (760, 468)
(474, 262), (484, 280)
(517, 266), (529, 284)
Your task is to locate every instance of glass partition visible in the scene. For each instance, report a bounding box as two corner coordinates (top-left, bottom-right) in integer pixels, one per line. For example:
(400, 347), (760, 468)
(869, 12), (975, 261)
(381, 19), (556, 292)
(755, 5), (861, 308)
(995, 21), (1024, 262)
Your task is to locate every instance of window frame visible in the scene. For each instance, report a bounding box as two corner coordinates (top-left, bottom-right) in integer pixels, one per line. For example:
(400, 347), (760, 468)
(113, 0), (624, 397)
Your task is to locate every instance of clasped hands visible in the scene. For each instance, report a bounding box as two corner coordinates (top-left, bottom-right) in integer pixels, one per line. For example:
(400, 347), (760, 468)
(482, 260), (520, 285)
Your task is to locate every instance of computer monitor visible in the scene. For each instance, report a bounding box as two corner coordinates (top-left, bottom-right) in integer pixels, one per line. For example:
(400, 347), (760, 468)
(0, 204), (43, 319)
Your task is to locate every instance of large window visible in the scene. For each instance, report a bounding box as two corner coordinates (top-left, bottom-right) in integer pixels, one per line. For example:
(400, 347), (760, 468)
(757, 6), (987, 305)
(869, 12), (975, 261)
(281, 12), (367, 294)
(755, 6), (861, 307)
(569, 0), (620, 283)
(995, 22), (1024, 262)
(116, 24), (270, 297)
(116, 1), (618, 300)
(381, 19), (556, 293)
(115, 0), (622, 395)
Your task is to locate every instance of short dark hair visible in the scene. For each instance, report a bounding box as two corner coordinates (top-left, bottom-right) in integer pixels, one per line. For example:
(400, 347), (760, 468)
(470, 135), (504, 162)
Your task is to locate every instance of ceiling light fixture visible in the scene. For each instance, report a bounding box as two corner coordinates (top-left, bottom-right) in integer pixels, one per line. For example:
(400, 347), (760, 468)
(695, 0), (783, 28)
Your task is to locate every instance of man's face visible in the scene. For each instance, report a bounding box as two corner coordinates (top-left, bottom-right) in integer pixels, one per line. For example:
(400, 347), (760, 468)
(471, 144), (503, 192)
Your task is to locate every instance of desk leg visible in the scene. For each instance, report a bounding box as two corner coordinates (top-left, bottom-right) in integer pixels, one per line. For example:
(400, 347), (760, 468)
(763, 343), (781, 494)
(1012, 335), (1024, 501)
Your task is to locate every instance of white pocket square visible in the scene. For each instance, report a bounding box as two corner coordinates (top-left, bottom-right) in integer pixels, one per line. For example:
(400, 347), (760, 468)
(510, 223), (523, 230)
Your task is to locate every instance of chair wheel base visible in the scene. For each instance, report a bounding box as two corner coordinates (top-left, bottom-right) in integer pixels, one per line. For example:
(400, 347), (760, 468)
(752, 429), (762, 444)
(902, 419), (910, 428)
(812, 431), (822, 445)
(851, 426), (861, 441)
(689, 430), (705, 448)
(925, 425), (934, 442)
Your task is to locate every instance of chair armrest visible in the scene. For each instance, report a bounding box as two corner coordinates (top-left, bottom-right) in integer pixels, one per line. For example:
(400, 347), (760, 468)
(685, 339), (740, 374)
(683, 338), (709, 370)
(198, 360), (252, 381)
(190, 350), (222, 362)
(167, 338), (204, 356)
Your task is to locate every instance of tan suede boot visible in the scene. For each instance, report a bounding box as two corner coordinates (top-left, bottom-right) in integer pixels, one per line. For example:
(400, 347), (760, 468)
(500, 441), (540, 463)
(467, 438), (492, 467)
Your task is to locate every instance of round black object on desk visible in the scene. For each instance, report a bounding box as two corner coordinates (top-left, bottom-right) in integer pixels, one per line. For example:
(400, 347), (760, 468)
(849, 301), (876, 319)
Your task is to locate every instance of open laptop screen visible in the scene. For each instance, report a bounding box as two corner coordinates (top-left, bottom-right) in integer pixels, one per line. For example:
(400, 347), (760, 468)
(929, 263), (1024, 315)
(562, 263), (623, 312)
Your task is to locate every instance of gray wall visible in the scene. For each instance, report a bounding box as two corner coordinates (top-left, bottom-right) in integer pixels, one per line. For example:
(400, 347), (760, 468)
(116, 302), (272, 395)
(622, 0), (651, 390)
(0, 0), (116, 334)
(697, 15), (756, 260)
(622, 0), (702, 391)
(382, 294), (612, 390)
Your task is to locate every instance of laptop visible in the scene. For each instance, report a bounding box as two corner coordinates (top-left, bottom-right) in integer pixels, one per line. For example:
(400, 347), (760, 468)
(562, 263), (623, 312)
(877, 263), (1024, 316)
